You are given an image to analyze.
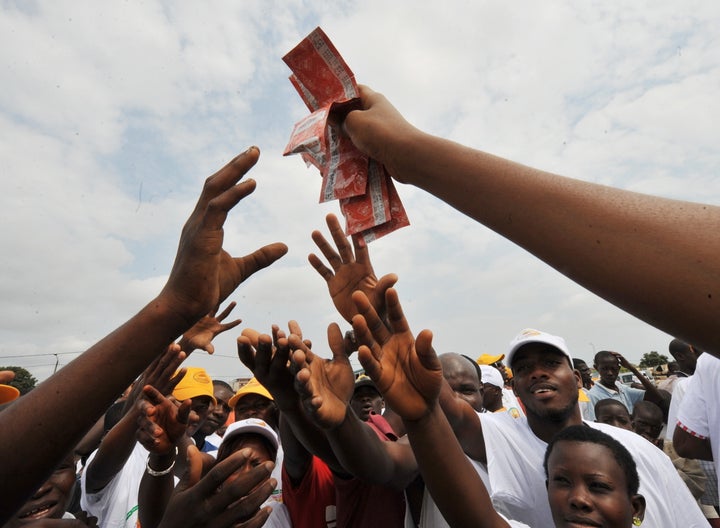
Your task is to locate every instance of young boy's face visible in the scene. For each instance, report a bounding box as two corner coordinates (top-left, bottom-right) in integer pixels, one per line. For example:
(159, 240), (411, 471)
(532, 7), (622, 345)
(7, 453), (75, 527)
(595, 403), (632, 431)
(546, 440), (644, 528)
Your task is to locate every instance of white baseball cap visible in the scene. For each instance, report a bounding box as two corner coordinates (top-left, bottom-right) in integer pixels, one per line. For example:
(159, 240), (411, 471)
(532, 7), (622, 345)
(219, 418), (279, 454)
(479, 365), (505, 388)
(506, 328), (572, 367)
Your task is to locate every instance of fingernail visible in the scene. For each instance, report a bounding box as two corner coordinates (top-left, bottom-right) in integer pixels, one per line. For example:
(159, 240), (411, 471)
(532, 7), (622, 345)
(244, 145), (259, 155)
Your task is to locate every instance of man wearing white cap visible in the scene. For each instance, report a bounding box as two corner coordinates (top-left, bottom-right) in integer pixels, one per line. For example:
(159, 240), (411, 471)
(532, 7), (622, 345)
(479, 365), (505, 413)
(448, 328), (707, 527)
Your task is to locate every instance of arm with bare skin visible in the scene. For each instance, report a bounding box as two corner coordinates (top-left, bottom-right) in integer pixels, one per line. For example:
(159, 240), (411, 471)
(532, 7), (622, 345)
(0, 147), (287, 523)
(343, 86), (720, 356)
(352, 288), (509, 528)
(291, 323), (418, 491)
(237, 323), (345, 475)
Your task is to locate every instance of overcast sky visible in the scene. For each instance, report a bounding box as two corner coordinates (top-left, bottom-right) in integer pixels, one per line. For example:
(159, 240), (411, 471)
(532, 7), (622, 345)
(1, 1), (719, 384)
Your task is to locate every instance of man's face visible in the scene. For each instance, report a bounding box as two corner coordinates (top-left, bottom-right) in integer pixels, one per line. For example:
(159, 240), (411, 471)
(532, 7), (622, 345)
(200, 386), (234, 437)
(511, 344), (580, 422)
(631, 408), (663, 441)
(234, 394), (278, 428)
(595, 356), (620, 387)
(441, 357), (484, 412)
(350, 386), (383, 422)
(187, 395), (214, 437)
(482, 383), (503, 412)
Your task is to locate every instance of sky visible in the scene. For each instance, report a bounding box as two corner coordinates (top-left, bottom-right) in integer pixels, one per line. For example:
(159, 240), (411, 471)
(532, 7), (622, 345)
(1, 0), (719, 385)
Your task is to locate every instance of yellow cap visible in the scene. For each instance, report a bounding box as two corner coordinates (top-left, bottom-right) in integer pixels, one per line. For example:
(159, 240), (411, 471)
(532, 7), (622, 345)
(476, 353), (505, 365)
(172, 367), (216, 405)
(228, 377), (273, 409)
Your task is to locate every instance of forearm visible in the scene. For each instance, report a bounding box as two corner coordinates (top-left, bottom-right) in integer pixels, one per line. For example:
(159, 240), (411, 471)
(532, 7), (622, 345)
(405, 406), (509, 528)
(326, 409), (416, 489)
(438, 380), (486, 464)
(139, 451), (177, 528)
(0, 296), (192, 523)
(281, 406), (345, 475)
(279, 415), (312, 484)
(391, 130), (720, 355)
(85, 408), (141, 493)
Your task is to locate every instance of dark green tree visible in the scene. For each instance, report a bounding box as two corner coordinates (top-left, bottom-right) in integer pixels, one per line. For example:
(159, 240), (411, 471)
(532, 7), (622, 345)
(0, 366), (38, 394)
(638, 351), (669, 369)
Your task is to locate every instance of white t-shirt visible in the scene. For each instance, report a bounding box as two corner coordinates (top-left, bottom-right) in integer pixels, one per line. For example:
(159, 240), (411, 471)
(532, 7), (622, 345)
(666, 376), (690, 441)
(481, 412), (707, 528)
(80, 443), (148, 528)
(676, 352), (720, 504)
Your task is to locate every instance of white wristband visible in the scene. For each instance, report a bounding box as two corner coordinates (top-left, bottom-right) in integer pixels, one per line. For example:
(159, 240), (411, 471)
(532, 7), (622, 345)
(146, 446), (178, 477)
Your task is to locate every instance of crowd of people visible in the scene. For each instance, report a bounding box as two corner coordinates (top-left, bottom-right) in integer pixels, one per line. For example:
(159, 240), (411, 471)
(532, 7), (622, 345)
(1, 86), (720, 528)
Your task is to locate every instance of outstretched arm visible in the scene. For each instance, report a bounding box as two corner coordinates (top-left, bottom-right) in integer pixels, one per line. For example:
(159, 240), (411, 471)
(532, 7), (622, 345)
(291, 323), (418, 490)
(344, 86), (720, 356)
(0, 147), (287, 523)
(353, 288), (509, 528)
(613, 352), (669, 416)
(237, 323), (344, 475)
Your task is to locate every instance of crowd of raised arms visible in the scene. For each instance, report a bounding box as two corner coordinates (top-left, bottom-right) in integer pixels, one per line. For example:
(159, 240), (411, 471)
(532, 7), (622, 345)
(2, 86), (720, 528)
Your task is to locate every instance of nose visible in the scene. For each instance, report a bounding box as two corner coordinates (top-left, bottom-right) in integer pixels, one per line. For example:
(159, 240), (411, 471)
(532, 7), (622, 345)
(568, 485), (593, 512)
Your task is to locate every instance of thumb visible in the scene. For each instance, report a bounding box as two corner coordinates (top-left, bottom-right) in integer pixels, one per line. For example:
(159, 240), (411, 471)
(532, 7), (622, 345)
(176, 445), (202, 492)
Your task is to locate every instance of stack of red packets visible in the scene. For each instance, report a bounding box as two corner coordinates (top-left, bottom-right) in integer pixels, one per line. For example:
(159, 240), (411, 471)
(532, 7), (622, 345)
(283, 27), (409, 242)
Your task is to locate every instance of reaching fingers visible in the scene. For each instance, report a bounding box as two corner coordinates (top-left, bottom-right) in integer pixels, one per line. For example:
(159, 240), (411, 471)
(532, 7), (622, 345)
(234, 243), (289, 279)
(236, 336), (256, 372)
(142, 385), (167, 406)
(384, 288), (410, 334)
(352, 290), (390, 344)
(177, 399), (192, 425)
(357, 344), (382, 383)
(326, 213), (354, 264)
(327, 323), (349, 360)
(415, 329), (441, 372)
(216, 301), (237, 322)
(308, 252), (334, 282)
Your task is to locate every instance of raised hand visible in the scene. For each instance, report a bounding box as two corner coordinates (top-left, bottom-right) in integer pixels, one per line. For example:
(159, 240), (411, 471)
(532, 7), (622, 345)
(179, 302), (241, 354)
(136, 386), (192, 455)
(0, 370), (15, 384)
(159, 147), (287, 327)
(237, 327), (296, 412)
(157, 445), (274, 528)
(309, 213), (397, 323)
(352, 288), (443, 421)
(290, 324), (355, 429)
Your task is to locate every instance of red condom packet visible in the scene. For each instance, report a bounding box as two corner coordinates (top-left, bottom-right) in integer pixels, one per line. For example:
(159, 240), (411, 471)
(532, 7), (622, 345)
(283, 27), (409, 242)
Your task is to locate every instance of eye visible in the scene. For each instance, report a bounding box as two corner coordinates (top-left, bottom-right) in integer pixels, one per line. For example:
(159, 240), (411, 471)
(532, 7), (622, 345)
(551, 475), (571, 487)
(589, 480), (613, 492)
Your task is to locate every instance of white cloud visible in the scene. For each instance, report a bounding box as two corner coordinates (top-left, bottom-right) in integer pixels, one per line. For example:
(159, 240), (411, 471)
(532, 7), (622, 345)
(0, 0), (716, 385)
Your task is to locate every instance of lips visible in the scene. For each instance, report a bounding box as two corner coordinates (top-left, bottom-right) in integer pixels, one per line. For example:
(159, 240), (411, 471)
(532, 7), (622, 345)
(563, 516), (602, 527)
(17, 500), (60, 520)
(529, 383), (557, 397)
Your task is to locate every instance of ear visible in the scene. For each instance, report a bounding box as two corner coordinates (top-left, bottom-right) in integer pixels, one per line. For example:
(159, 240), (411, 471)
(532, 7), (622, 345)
(573, 369), (582, 389)
(631, 494), (646, 523)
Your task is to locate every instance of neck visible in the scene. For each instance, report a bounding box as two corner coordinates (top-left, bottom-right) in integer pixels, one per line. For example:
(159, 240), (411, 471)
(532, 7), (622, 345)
(527, 405), (583, 443)
(600, 380), (618, 390)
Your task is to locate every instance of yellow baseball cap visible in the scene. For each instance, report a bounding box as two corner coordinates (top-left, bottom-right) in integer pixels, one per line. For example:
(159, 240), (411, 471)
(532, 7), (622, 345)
(172, 367), (216, 405)
(228, 377), (273, 409)
(476, 353), (505, 365)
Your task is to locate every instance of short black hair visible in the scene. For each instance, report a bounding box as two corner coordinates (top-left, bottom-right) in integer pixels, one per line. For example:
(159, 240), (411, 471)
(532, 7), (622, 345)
(212, 379), (233, 391)
(544, 425), (640, 496)
(594, 398), (630, 417)
(594, 350), (616, 365)
(572, 357), (587, 369)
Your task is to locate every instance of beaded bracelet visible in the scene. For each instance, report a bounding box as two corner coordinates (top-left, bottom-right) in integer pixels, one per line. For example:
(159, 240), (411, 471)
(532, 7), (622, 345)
(145, 446), (178, 477)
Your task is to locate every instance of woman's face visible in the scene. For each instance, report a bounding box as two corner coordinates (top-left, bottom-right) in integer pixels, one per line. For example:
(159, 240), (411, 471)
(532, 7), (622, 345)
(546, 440), (645, 528)
(7, 454), (76, 527)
